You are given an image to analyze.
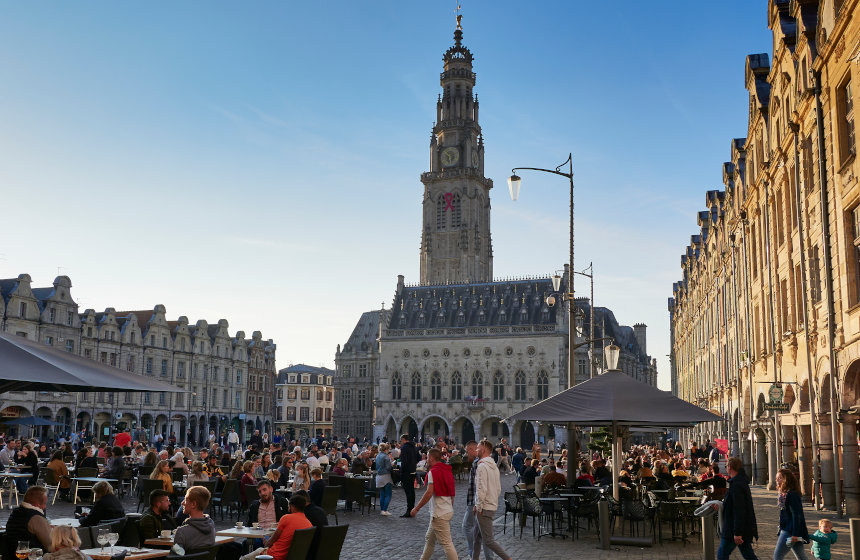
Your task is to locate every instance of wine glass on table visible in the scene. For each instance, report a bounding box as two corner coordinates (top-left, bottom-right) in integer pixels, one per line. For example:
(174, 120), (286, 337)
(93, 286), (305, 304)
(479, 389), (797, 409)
(97, 528), (109, 552)
(15, 541), (30, 560)
(28, 548), (42, 560)
(107, 532), (119, 554)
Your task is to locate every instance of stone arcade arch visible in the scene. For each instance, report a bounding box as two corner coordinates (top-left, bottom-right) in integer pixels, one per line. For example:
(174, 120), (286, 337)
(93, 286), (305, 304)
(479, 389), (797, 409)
(518, 420), (536, 450)
(452, 416), (475, 443)
(401, 416), (418, 440)
(420, 415), (450, 440)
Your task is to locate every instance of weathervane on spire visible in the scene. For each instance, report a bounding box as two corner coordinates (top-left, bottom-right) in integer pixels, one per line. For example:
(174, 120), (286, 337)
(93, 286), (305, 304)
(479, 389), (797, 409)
(455, 3), (462, 30)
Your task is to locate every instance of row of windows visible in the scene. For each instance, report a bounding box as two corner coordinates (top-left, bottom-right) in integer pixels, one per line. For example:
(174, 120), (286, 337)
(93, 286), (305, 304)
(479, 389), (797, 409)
(285, 374), (334, 384)
(76, 387), (248, 410)
(390, 370), (549, 401)
(276, 388), (333, 402)
(81, 328), (249, 360)
(339, 364), (367, 378)
(278, 406), (332, 422)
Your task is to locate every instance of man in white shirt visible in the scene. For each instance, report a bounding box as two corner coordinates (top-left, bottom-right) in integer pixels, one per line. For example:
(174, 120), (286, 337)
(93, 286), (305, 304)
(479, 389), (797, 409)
(305, 450), (320, 470)
(472, 440), (512, 560)
(227, 429), (239, 453)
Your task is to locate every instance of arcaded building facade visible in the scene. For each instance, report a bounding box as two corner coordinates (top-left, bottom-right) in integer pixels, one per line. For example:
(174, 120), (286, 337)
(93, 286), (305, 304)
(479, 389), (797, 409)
(670, 0), (860, 515)
(0, 273), (276, 445)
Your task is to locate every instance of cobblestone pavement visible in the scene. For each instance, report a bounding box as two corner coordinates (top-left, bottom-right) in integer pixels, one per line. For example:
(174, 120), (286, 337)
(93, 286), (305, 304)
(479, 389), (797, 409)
(0, 479), (851, 560)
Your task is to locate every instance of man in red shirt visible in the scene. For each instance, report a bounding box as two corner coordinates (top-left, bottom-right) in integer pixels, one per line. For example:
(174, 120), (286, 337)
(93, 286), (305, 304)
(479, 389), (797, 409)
(263, 494), (313, 560)
(114, 429), (131, 449)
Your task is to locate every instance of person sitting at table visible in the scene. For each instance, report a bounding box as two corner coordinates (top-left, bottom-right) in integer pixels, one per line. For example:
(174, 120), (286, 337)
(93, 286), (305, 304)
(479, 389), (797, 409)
(291, 463), (309, 493)
(174, 486), (215, 553)
(248, 479), (289, 527)
(638, 462), (654, 479)
(47, 450), (71, 500)
(331, 458), (347, 477)
(142, 450), (159, 467)
(37, 444), (50, 460)
(593, 459), (612, 485)
(219, 451), (232, 468)
(684, 463), (728, 496)
(18, 443), (40, 488)
(5, 486), (53, 556)
(308, 468), (325, 507)
(171, 450), (189, 475)
(229, 460), (244, 481)
(542, 464), (567, 490)
(204, 455), (226, 483)
(79, 481), (124, 527)
(151, 460), (176, 495)
(671, 461), (690, 479)
(521, 459), (539, 490)
(140, 489), (178, 541)
(96, 442), (108, 460)
(42, 525), (87, 560)
(239, 461), (257, 508)
(187, 461), (209, 486)
(575, 462), (596, 487)
(265, 468), (283, 490)
(75, 447), (98, 472)
(260, 494), (313, 560)
(102, 446), (125, 480)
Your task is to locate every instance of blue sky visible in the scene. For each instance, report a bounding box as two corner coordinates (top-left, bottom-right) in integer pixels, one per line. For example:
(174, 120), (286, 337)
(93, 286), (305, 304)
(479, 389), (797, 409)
(0, 2), (773, 390)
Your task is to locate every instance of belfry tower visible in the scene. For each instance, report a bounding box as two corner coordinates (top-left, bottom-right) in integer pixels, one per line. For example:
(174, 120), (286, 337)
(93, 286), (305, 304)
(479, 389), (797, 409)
(419, 26), (493, 285)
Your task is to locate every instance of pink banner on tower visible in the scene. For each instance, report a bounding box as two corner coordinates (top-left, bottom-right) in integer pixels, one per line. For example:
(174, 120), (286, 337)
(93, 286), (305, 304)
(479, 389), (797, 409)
(444, 192), (454, 211)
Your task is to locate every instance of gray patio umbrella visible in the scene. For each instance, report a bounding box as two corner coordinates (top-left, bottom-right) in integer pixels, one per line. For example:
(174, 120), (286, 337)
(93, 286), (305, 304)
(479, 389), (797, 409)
(0, 331), (186, 393)
(507, 369), (722, 498)
(2, 416), (66, 426)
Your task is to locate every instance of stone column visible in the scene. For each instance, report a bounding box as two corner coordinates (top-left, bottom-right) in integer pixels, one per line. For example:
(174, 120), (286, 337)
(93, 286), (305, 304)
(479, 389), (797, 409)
(841, 414), (859, 516)
(798, 424), (814, 501)
(767, 423), (778, 490)
(781, 423), (794, 467)
(755, 429), (768, 485)
(818, 414), (837, 509)
(742, 436), (753, 475)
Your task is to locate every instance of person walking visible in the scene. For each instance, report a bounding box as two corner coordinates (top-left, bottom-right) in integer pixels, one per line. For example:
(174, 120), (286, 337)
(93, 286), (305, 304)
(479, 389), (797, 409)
(411, 448), (457, 560)
(375, 443), (394, 516)
(399, 434), (419, 517)
(472, 440), (512, 560)
(228, 428), (239, 454)
(461, 441), (479, 557)
(717, 456), (759, 560)
(774, 468), (810, 560)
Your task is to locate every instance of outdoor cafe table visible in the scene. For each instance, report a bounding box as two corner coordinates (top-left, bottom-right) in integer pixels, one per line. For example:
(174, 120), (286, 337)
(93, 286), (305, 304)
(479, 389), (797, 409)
(144, 535), (235, 547)
(215, 527), (275, 539)
(538, 496), (568, 539)
(81, 547), (168, 560)
(72, 477), (117, 504)
(49, 517), (80, 527)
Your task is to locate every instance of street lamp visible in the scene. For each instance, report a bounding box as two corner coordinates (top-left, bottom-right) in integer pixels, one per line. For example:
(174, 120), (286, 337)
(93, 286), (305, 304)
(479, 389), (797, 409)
(509, 153), (577, 453)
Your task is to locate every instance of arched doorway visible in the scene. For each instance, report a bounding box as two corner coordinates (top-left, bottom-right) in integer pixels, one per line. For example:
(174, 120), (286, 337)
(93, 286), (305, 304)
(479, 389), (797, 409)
(141, 414), (153, 442)
(519, 421), (535, 450)
(755, 427), (768, 485)
(56, 407), (72, 436)
(401, 416), (418, 441)
(189, 416), (198, 446)
(76, 411), (91, 437)
(420, 416), (449, 440)
(35, 406), (53, 441)
(385, 417), (397, 442)
(480, 417), (509, 442)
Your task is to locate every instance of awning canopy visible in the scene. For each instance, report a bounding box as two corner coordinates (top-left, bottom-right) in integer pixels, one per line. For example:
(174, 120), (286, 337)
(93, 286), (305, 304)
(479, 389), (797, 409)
(2, 416), (66, 426)
(507, 370), (722, 428)
(0, 332), (186, 393)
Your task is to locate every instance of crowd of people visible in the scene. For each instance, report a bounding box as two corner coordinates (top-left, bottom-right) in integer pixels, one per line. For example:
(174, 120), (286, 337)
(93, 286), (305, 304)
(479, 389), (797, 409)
(0, 428), (843, 560)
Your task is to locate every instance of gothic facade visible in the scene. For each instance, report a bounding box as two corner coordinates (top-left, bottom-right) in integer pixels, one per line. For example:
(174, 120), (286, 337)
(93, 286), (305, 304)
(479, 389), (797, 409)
(670, 0), (860, 515)
(0, 273), (276, 445)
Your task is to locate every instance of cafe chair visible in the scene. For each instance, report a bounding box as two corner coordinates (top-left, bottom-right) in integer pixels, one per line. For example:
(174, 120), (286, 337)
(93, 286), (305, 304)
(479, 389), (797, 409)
(321, 485), (340, 525)
(284, 527), (316, 560)
(312, 524), (349, 560)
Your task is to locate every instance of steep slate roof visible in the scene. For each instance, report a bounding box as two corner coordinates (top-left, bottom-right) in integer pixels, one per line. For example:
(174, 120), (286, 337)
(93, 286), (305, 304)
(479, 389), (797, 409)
(31, 287), (56, 311)
(277, 363), (335, 384)
(342, 310), (387, 353)
(0, 278), (20, 303)
(573, 300), (650, 366)
(387, 278), (562, 330)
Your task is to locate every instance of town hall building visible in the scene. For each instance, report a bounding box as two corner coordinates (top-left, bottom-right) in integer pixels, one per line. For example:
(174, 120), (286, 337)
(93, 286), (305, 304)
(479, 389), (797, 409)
(335, 25), (657, 448)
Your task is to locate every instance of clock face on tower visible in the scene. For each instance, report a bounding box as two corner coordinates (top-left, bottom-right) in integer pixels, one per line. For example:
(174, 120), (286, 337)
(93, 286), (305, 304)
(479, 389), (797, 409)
(441, 146), (460, 167)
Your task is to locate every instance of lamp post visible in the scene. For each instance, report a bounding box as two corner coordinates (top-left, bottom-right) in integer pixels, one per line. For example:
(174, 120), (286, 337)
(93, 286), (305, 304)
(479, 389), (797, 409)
(603, 343), (623, 500)
(509, 153), (577, 452)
